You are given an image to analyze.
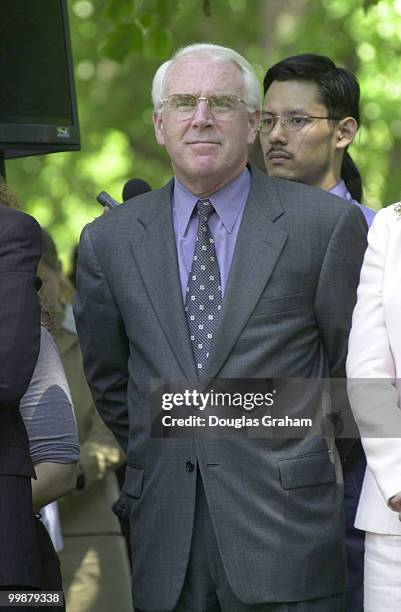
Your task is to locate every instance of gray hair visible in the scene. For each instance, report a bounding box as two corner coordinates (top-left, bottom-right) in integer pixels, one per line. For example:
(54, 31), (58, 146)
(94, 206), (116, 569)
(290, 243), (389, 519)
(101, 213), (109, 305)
(151, 43), (260, 112)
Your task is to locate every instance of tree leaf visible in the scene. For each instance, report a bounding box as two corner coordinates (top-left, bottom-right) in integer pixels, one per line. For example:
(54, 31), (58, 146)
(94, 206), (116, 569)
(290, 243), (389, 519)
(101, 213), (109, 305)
(100, 0), (137, 21)
(99, 22), (143, 62)
(362, 0), (380, 12)
(203, 0), (212, 17)
(144, 26), (173, 59)
(137, 12), (154, 28)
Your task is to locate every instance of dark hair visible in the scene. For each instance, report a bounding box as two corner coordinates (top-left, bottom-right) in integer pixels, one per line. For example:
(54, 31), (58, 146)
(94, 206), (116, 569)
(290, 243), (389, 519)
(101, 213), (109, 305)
(0, 179), (20, 209)
(40, 228), (75, 303)
(41, 228), (62, 274)
(263, 54), (362, 201)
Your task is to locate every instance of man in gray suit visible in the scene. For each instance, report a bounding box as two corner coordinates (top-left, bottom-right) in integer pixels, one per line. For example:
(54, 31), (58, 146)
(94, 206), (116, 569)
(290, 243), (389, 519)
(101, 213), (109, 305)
(74, 43), (367, 612)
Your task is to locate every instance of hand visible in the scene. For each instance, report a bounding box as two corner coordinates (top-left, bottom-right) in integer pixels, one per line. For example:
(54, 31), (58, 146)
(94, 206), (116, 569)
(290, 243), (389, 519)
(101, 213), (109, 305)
(388, 491), (401, 521)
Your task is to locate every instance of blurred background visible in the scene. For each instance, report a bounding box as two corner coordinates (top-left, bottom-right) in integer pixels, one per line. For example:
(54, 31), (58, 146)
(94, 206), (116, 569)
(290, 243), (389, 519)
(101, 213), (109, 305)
(6, 0), (401, 269)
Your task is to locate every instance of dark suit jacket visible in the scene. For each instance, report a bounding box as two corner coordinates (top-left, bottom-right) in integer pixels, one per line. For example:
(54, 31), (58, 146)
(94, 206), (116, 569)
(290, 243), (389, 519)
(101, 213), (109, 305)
(0, 205), (41, 587)
(75, 166), (367, 610)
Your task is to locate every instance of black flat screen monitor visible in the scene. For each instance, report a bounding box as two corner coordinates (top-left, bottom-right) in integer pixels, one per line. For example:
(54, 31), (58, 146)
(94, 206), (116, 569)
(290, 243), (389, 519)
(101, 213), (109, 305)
(0, 0), (80, 159)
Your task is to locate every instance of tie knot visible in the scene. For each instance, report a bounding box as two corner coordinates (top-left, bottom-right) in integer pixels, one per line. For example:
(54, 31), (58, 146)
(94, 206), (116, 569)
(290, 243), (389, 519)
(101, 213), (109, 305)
(196, 199), (215, 221)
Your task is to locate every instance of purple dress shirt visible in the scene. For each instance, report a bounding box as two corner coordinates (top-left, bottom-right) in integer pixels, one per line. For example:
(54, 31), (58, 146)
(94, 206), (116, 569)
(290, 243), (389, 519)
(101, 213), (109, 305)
(330, 179), (375, 227)
(172, 167), (251, 300)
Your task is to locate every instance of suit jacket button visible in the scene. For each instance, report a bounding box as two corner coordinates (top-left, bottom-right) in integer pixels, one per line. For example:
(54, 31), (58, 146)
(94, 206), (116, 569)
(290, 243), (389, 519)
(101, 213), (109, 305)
(186, 461), (195, 473)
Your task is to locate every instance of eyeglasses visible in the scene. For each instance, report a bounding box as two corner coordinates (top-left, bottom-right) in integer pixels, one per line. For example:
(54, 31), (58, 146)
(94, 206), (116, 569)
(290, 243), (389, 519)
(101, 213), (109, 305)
(161, 93), (247, 120)
(259, 114), (338, 134)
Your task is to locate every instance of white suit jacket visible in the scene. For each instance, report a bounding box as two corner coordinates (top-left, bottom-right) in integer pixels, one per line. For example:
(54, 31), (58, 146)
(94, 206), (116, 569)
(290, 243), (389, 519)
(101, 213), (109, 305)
(347, 203), (401, 534)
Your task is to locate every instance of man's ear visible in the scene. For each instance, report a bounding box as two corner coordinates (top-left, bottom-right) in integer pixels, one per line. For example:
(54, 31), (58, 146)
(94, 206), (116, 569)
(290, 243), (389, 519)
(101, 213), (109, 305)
(153, 111), (165, 145)
(247, 110), (260, 145)
(336, 116), (358, 151)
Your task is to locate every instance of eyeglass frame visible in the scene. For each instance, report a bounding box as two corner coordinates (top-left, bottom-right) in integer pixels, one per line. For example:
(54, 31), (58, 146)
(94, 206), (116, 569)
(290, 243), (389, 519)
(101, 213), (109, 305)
(160, 93), (248, 119)
(259, 113), (339, 134)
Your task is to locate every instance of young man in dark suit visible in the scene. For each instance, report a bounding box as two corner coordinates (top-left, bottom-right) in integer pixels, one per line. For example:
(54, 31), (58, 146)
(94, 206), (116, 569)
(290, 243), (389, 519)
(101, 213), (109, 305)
(260, 54), (374, 612)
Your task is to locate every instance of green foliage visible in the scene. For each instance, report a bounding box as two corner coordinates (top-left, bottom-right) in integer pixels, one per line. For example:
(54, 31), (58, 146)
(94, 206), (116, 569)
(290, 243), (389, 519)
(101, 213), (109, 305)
(363, 0), (381, 11)
(6, 0), (401, 269)
(100, 22), (144, 61)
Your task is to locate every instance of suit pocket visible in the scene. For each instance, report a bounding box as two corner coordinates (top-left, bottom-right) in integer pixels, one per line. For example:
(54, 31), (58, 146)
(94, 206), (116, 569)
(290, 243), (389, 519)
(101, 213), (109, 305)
(125, 465), (144, 499)
(251, 293), (305, 318)
(279, 451), (336, 490)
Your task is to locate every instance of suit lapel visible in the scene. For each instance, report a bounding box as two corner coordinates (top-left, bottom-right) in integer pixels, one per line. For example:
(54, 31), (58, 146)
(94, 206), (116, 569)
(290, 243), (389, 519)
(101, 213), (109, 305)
(203, 169), (288, 379)
(129, 182), (197, 380)
(129, 170), (288, 381)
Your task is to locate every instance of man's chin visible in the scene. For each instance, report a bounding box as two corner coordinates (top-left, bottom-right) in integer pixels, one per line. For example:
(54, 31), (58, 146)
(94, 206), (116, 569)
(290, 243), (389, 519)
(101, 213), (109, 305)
(265, 164), (293, 180)
(190, 159), (220, 177)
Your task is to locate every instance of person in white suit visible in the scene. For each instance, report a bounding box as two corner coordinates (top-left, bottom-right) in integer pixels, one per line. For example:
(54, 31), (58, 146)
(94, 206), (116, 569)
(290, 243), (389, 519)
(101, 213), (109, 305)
(347, 202), (401, 611)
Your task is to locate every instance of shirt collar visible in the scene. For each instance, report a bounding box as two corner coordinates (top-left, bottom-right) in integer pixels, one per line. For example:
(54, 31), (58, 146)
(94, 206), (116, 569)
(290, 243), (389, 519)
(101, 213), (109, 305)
(330, 179), (354, 202)
(173, 167), (251, 237)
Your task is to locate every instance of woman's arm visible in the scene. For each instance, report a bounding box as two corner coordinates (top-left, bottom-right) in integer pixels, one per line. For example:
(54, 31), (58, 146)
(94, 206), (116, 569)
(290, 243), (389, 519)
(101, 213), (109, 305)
(20, 327), (80, 511)
(32, 462), (78, 514)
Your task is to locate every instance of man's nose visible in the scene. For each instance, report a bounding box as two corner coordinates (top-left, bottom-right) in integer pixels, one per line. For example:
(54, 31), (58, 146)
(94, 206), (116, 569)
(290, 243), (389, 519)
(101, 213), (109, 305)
(191, 99), (214, 126)
(268, 119), (287, 144)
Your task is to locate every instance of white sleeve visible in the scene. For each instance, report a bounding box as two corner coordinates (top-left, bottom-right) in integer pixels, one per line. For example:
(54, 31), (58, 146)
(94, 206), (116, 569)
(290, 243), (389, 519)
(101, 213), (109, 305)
(347, 206), (401, 502)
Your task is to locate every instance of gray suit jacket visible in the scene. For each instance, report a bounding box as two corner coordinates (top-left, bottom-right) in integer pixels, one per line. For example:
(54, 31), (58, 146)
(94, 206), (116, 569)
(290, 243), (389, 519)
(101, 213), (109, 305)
(74, 166), (367, 610)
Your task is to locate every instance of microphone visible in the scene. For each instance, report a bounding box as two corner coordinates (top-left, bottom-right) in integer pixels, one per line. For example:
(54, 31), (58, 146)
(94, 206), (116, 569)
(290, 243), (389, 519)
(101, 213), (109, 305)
(96, 191), (119, 209)
(96, 178), (152, 210)
(122, 178), (151, 201)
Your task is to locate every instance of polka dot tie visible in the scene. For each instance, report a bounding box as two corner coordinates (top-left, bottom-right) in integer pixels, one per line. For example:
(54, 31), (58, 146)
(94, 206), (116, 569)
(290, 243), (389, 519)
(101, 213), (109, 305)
(184, 199), (222, 375)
